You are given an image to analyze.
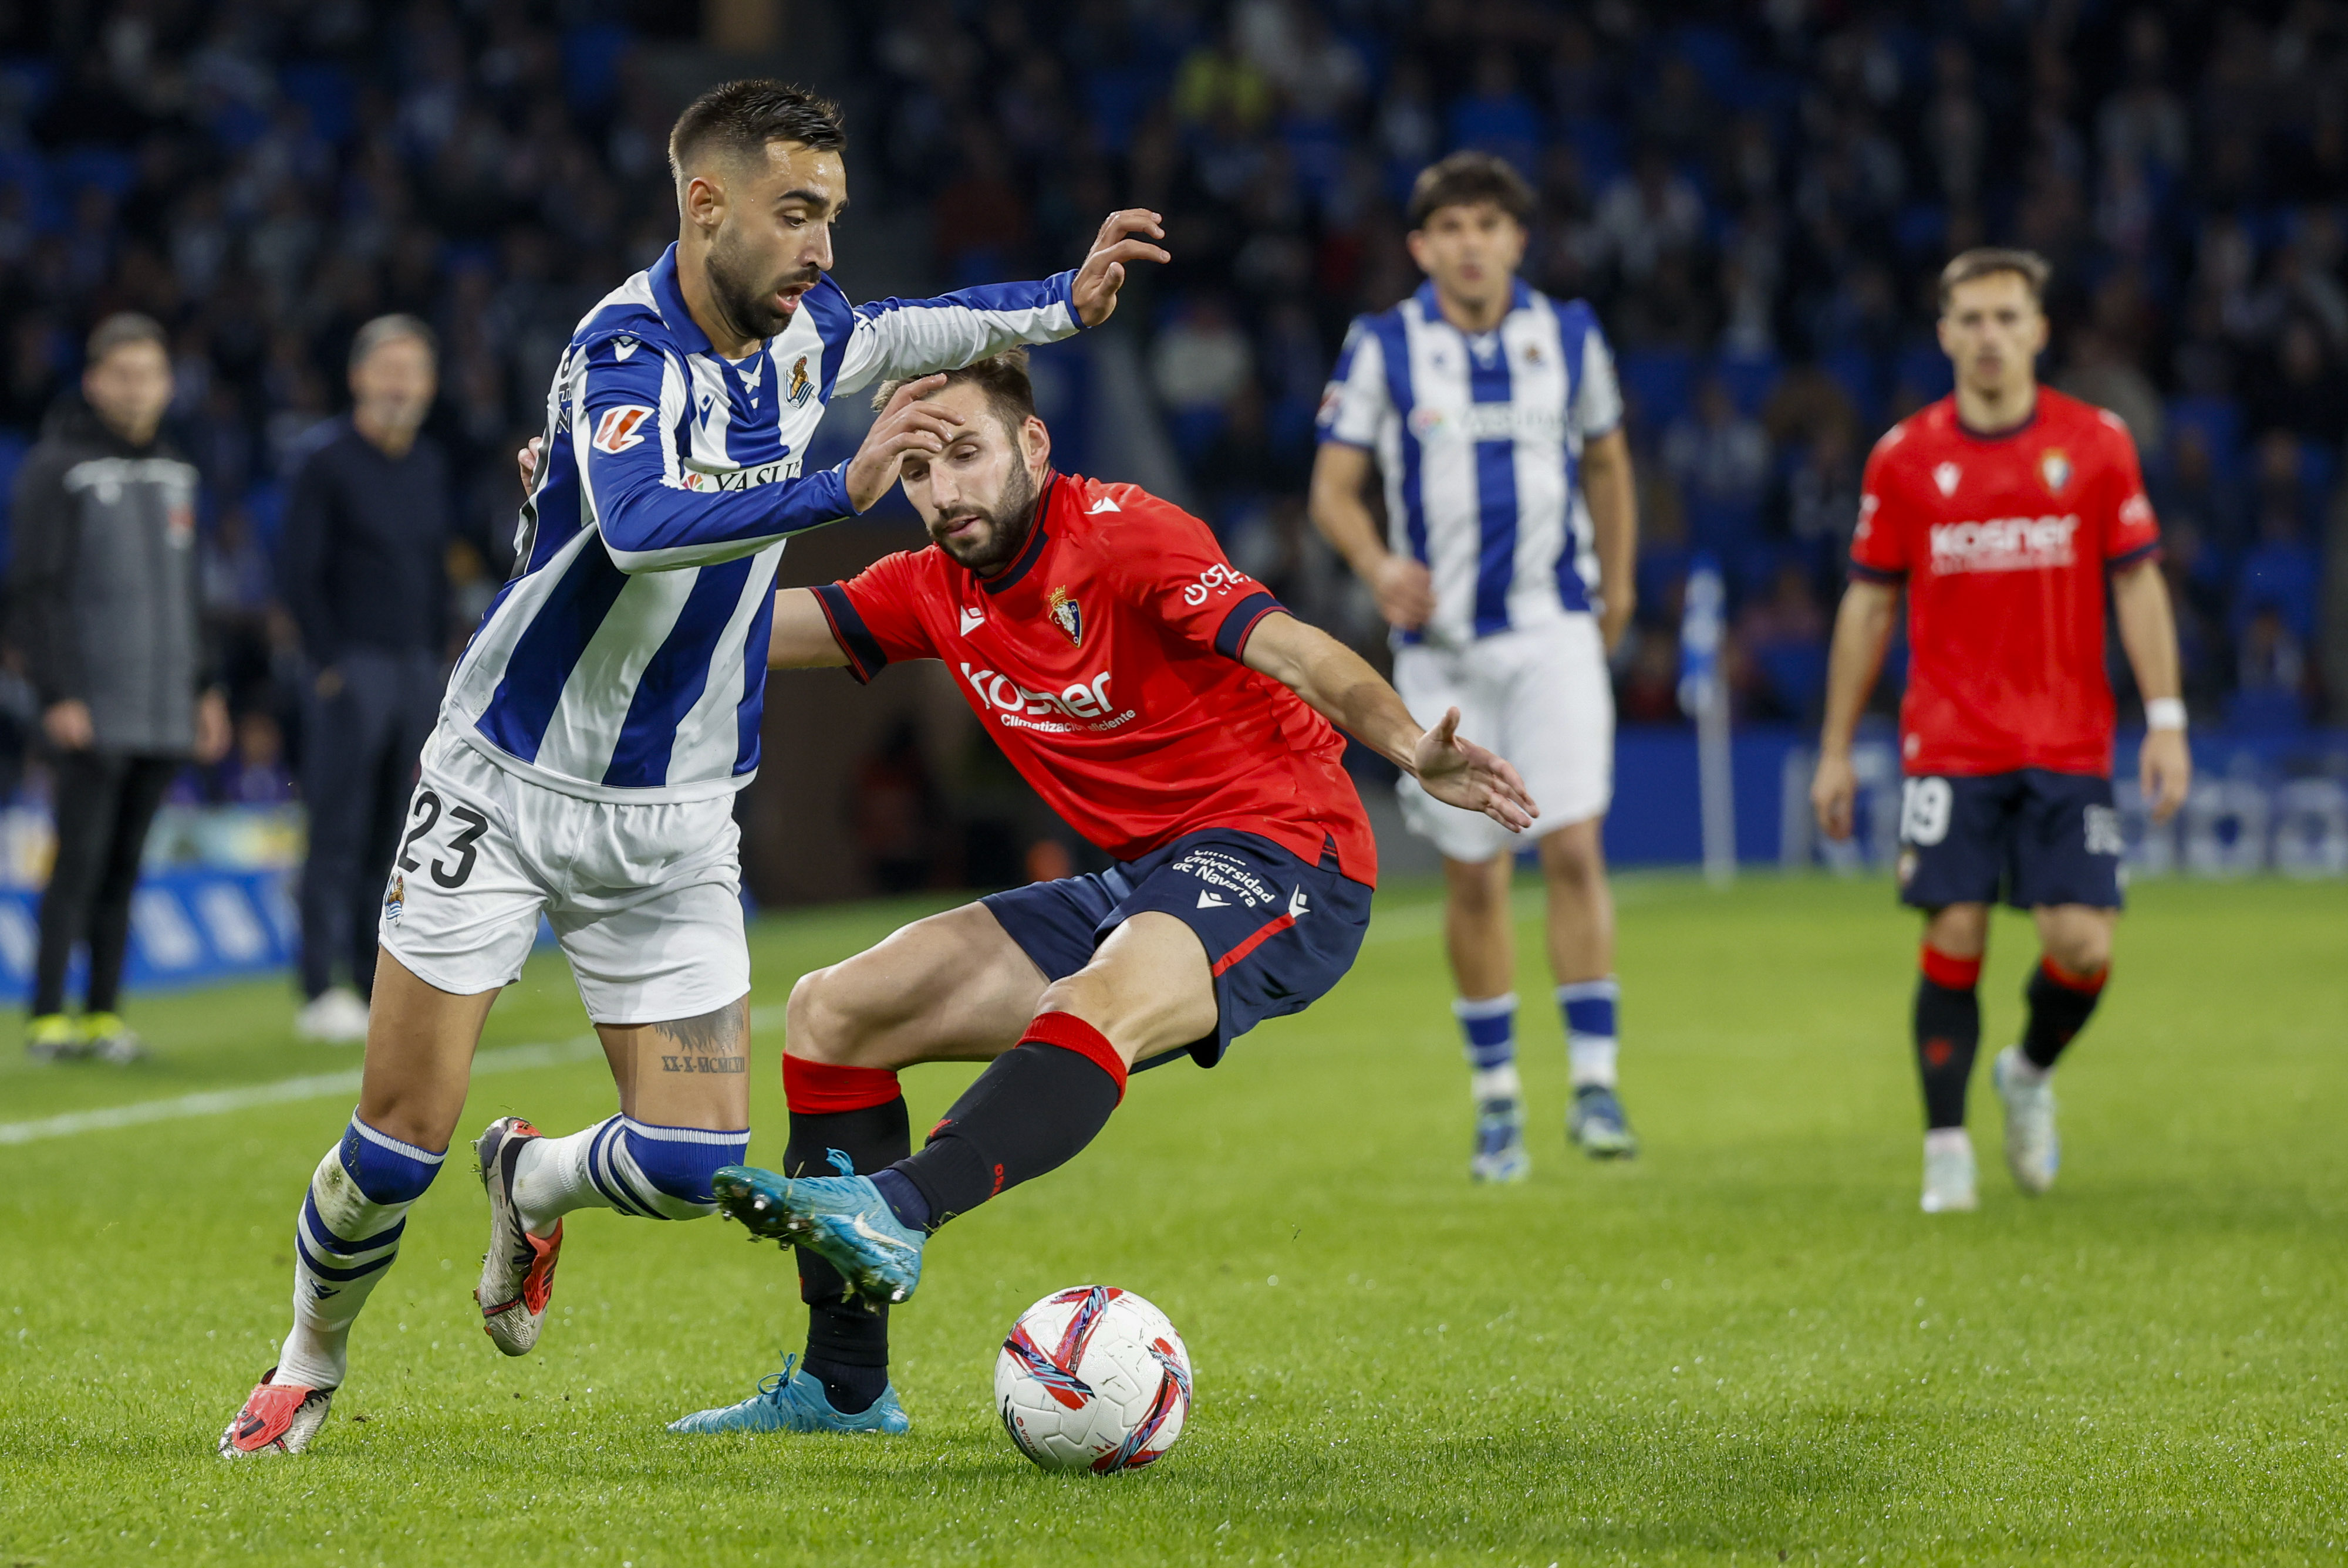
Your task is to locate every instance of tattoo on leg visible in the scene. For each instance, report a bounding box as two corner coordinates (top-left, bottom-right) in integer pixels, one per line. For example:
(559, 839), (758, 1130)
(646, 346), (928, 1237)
(654, 1004), (747, 1075)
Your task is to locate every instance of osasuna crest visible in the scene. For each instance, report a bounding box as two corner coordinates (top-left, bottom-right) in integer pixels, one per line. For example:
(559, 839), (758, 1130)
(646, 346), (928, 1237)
(1932, 461), (1961, 497)
(786, 354), (815, 408)
(1047, 585), (1083, 647)
(2040, 447), (2072, 494)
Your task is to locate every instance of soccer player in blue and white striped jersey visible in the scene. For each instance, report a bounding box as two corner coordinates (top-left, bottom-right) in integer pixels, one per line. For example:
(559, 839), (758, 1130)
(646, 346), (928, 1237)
(1310, 151), (1641, 1181)
(220, 79), (1167, 1457)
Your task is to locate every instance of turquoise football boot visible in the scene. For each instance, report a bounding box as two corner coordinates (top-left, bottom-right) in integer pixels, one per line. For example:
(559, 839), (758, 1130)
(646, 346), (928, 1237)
(712, 1152), (925, 1306)
(667, 1355), (910, 1435)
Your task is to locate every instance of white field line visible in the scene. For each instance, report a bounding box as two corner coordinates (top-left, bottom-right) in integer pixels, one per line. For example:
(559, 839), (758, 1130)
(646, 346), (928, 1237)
(0, 1005), (790, 1148)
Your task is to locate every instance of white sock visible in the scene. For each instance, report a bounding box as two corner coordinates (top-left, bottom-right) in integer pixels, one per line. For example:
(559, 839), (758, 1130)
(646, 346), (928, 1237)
(511, 1120), (616, 1236)
(1470, 1062), (1522, 1103)
(278, 1136), (433, 1389)
(1567, 1037), (1619, 1089)
(1924, 1127), (1973, 1157)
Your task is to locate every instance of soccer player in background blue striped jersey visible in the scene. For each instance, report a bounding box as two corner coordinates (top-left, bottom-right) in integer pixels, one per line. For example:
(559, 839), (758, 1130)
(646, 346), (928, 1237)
(218, 78), (1168, 1457)
(1310, 151), (1641, 1180)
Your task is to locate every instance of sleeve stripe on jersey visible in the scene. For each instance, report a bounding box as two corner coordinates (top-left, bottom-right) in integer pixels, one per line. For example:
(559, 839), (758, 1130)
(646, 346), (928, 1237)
(1848, 561), (1905, 584)
(813, 582), (888, 684)
(1213, 592), (1286, 661)
(2106, 540), (2161, 571)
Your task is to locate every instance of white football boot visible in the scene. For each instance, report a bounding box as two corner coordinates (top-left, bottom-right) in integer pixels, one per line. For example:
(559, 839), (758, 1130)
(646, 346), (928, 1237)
(219, 1370), (335, 1457)
(295, 987), (370, 1045)
(475, 1116), (564, 1354)
(1920, 1132), (1978, 1213)
(1992, 1046), (2060, 1195)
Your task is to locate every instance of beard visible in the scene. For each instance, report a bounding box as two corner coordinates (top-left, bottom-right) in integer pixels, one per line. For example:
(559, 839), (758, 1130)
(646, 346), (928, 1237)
(703, 227), (818, 344)
(927, 459), (1039, 575)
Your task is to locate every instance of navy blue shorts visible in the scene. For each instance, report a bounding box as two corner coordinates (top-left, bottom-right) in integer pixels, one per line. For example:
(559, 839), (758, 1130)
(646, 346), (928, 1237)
(1895, 769), (2126, 911)
(981, 828), (1373, 1070)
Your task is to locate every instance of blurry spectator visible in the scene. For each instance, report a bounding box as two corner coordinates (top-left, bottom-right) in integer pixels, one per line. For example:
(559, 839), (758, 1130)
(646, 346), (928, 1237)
(0, 316), (63, 433)
(1777, 417), (1863, 569)
(207, 709), (298, 806)
(2153, 427), (2249, 556)
(277, 316), (448, 1045)
(1592, 147), (1703, 286)
(9, 314), (230, 1063)
(1151, 295), (1254, 458)
(2248, 317), (2347, 450)
(1662, 377), (1771, 550)
(1448, 50), (1541, 181)
(2059, 326), (2165, 455)
(1735, 560), (1830, 721)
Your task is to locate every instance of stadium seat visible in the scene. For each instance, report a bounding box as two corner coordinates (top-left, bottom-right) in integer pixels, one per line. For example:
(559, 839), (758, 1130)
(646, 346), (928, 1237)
(1715, 349), (1782, 417)
(1755, 641), (1829, 721)
(2223, 687), (2308, 734)
(2167, 397), (2245, 481)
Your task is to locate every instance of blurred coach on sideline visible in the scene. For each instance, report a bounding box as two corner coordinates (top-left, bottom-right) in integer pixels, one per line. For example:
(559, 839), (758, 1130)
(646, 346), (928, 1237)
(10, 313), (230, 1063)
(279, 315), (451, 1044)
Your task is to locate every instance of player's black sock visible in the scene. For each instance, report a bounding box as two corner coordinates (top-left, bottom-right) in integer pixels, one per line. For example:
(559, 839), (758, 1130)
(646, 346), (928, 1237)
(783, 1062), (911, 1415)
(1914, 944), (1982, 1130)
(889, 1013), (1127, 1228)
(2021, 956), (2107, 1071)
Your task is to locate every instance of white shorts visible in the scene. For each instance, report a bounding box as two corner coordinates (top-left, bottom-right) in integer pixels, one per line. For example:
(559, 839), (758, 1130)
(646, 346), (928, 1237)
(377, 731), (750, 1025)
(1393, 616), (1615, 864)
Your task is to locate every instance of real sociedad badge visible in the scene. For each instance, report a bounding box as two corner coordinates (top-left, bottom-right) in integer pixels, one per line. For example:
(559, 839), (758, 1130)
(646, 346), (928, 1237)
(1048, 585), (1083, 647)
(2040, 448), (2072, 494)
(787, 354), (815, 408)
(383, 871), (405, 928)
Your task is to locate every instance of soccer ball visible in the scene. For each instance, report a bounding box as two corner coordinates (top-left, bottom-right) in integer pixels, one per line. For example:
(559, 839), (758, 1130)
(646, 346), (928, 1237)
(994, 1285), (1192, 1473)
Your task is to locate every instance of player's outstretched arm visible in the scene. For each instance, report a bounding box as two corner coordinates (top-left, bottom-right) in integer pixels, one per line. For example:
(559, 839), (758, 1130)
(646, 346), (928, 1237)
(765, 587), (851, 670)
(1242, 610), (1536, 832)
(2111, 558), (2192, 822)
(836, 212), (1169, 391)
(1810, 578), (1900, 840)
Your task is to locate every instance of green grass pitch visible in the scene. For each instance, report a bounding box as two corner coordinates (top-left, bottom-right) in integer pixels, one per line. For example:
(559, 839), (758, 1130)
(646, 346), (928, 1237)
(2, 873), (2343, 1565)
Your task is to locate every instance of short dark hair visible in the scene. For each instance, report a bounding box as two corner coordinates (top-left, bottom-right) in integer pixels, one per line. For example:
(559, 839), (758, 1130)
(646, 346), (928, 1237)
(349, 313), (436, 370)
(873, 349), (1038, 439)
(668, 79), (846, 190)
(87, 312), (166, 366)
(1938, 247), (2052, 311)
(1407, 151), (1534, 231)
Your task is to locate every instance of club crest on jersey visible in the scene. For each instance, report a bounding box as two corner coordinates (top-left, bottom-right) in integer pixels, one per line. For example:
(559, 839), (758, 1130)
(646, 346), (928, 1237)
(1047, 585), (1083, 647)
(1932, 461), (1961, 497)
(591, 405), (655, 454)
(2040, 448), (2072, 494)
(787, 354), (815, 408)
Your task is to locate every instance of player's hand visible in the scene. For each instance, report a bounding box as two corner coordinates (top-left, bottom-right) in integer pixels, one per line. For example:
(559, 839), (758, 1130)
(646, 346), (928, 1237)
(41, 699), (93, 752)
(1599, 592), (1635, 654)
(194, 690), (232, 766)
(2139, 726), (2191, 823)
(1071, 210), (1170, 329)
(1811, 748), (1857, 841)
(1372, 555), (1436, 631)
(517, 436), (541, 492)
(1412, 707), (1537, 832)
(845, 374), (965, 512)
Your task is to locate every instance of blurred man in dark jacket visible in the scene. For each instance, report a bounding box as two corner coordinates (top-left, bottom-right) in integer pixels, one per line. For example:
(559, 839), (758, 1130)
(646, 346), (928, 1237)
(8, 313), (229, 1062)
(276, 316), (450, 1043)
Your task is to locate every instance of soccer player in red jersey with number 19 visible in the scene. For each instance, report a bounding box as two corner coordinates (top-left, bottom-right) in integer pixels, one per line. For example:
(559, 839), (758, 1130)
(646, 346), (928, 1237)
(659, 349), (1534, 1437)
(1811, 249), (2192, 1216)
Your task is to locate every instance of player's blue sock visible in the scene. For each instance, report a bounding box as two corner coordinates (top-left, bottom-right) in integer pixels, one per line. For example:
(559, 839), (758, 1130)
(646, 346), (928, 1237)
(870, 1168), (932, 1231)
(1558, 978), (1621, 1088)
(583, 1116), (749, 1220)
(277, 1114), (446, 1390)
(1453, 992), (1520, 1101)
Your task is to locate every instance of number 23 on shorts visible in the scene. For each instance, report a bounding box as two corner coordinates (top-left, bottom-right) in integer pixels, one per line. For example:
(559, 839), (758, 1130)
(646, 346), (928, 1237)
(397, 789), (490, 888)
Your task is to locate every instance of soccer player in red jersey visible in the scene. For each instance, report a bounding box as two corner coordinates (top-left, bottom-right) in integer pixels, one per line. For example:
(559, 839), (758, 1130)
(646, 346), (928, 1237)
(1811, 249), (2192, 1215)
(664, 349), (1535, 1434)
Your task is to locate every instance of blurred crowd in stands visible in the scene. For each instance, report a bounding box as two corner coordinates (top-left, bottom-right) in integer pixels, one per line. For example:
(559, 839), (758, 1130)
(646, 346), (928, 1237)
(0, 0), (2340, 830)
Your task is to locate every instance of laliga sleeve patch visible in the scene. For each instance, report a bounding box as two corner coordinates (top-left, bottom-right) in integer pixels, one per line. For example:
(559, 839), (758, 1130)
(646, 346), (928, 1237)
(591, 405), (656, 454)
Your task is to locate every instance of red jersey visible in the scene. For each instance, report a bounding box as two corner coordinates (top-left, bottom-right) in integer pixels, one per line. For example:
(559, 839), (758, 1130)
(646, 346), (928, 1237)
(814, 471), (1377, 881)
(1851, 388), (2160, 778)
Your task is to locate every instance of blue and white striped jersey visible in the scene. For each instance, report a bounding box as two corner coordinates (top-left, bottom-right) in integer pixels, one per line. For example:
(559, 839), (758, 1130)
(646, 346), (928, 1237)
(1317, 279), (1622, 648)
(441, 242), (1082, 800)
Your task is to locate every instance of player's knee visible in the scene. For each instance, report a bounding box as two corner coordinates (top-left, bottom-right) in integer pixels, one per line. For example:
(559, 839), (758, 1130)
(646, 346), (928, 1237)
(1444, 860), (1510, 917)
(1540, 827), (1605, 888)
(785, 967), (864, 1065)
(1924, 904), (1989, 958)
(2042, 920), (2111, 976)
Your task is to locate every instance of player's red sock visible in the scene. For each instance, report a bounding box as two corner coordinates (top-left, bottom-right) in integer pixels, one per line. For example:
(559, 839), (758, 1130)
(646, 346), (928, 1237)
(2020, 955), (2107, 1071)
(887, 1012), (1126, 1228)
(1915, 944), (1982, 1130)
(782, 1056), (908, 1414)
